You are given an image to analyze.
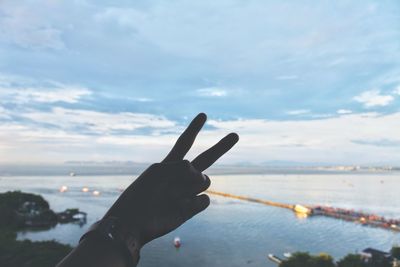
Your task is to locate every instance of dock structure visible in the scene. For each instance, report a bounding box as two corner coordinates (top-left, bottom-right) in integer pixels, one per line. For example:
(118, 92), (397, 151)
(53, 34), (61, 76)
(206, 190), (294, 210)
(267, 254), (283, 265)
(206, 190), (400, 232)
(312, 206), (400, 232)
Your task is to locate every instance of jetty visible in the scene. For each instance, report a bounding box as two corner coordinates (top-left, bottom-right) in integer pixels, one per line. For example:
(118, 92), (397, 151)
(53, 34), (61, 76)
(206, 190), (400, 232)
(206, 190), (294, 210)
(57, 208), (87, 225)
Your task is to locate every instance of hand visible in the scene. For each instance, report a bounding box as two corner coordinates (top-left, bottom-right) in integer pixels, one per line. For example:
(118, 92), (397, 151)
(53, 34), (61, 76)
(104, 113), (239, 247)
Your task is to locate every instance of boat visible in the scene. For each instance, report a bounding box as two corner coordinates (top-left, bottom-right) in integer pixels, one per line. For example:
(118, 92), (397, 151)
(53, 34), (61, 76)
(57, 209), (87, 224)
(174, 237), (181, 248)
(293, 204), (312, 215)
(268, 254), (283, 264)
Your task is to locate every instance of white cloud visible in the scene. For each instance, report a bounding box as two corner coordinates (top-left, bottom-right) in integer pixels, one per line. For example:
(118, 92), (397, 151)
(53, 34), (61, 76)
(0, 74), (92, 103)
(393, 85), (400, 95)
(206, 112), (400, 164)
(133, 97), (153, 102)
(21, 107), (176, 134)
(0, 106), (10, 119)
(96, 135), (173, 146)
(10, 88), (91, 103)
(0, 107), (179, 163)
(94, 7), (146, 30)
(2, 108), (400, 164)
(196, 87), (227, 97)
(337, 109), (352, 115)
(0, 2), (65, 50)
(353, 90), (394, 108)
(0, 87), (91, 104)
(310, 114), (333, 119)
(286, 109), (310, 115)
(352, 138), (400, 147)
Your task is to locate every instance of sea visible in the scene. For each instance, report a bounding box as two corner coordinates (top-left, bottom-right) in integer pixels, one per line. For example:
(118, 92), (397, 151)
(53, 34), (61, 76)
(1, 172), (399, 267)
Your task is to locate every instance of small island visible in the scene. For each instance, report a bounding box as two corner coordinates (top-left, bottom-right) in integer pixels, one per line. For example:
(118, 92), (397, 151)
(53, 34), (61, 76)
(0, 191), (87, 267)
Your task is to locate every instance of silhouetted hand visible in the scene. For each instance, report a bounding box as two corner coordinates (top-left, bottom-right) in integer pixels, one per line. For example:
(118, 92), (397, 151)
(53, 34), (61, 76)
(104, 113), (239, 247)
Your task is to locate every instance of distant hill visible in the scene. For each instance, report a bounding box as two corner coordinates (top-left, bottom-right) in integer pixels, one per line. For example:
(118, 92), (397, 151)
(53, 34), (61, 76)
(0, 162), (398, 176)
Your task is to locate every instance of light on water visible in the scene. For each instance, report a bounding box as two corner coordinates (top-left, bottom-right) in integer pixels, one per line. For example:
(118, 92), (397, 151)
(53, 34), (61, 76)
(92, 190), (101, 196)
(59, 185), (68, 193)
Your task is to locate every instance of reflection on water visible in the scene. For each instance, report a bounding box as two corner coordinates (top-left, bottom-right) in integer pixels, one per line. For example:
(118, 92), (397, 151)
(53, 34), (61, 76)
(0, 173), (399, 267)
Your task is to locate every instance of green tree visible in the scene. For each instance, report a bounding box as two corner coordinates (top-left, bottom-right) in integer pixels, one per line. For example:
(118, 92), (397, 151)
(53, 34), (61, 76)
(370, 256), (391, 267)
(0, 235), (72, 267)
(0, 191), (73, 267)
(280, 252), (313, 267)
(0, 191), (52, 229)
(391, 246), (400, 260)
(337, 254), (366, 267)
(311, 253), (335, 267)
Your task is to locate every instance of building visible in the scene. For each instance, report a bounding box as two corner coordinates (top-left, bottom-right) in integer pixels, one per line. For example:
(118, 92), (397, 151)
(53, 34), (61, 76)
(360, 248), (393, 267)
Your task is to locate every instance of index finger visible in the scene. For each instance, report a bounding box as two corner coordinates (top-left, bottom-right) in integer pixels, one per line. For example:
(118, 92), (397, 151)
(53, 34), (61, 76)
(162, 113), (207, 163)
(191, 132), (239, 172)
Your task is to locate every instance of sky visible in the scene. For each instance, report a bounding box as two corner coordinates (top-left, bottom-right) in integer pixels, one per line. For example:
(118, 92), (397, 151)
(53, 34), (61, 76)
(0, 0), (400, 165)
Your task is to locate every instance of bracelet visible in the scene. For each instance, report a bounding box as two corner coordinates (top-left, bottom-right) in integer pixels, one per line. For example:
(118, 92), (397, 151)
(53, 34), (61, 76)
(80, 217), (140, 267)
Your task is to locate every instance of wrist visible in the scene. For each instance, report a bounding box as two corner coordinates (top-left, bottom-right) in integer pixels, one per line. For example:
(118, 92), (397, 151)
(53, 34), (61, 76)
(57, 231), (130, 267)
(80, 217), (141, 267)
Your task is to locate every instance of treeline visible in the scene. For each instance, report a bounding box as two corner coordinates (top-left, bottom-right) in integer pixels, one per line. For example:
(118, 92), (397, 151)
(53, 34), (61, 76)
(280, 248), (400, 267)
(0, 191), (72, 267)
(0, 230), (71, 267)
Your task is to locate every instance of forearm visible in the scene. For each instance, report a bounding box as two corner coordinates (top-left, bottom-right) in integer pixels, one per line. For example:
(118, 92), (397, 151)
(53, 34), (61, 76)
(56, 235), (138, 267)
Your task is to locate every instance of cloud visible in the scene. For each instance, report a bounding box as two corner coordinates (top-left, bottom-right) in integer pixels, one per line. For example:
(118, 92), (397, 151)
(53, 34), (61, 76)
(21, 107), (176, 134)
(393, 85), (400, 95)
(2, 106), (400, 164)
(352, 138), (400, 147)
(337, 109), (352, 115)
(196, 87), (227, 97)
(206, 112), (400, 164)
(310, 114), (333, 119)
(286, 109), (310, 115)
(0, 74), (92, 104)
(0, 106), (10, 119)
(94, 7), (146, 30)
(0, 2), (65, 50)
(133, 97), (153, 102)
(353, 90), (394, 108)
(0, 105), (179, 163)
(7, 88), (91, 104)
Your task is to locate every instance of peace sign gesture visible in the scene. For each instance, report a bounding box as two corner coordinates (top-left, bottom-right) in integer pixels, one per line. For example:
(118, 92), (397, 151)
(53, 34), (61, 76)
(162, 113), (239, 171)
(104, 113), (239, 248)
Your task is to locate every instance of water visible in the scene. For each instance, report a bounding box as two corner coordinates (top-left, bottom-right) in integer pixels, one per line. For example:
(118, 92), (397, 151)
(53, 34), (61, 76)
(1, 173), (399, 267)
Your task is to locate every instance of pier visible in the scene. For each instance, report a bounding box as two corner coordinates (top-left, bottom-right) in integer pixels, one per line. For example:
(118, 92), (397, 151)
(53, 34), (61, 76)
(206, 190), (400, 232)
(206, 190), (294, 210)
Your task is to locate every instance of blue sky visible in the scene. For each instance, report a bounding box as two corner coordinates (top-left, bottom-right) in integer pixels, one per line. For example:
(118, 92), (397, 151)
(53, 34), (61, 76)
(0, 0), (400, 165)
